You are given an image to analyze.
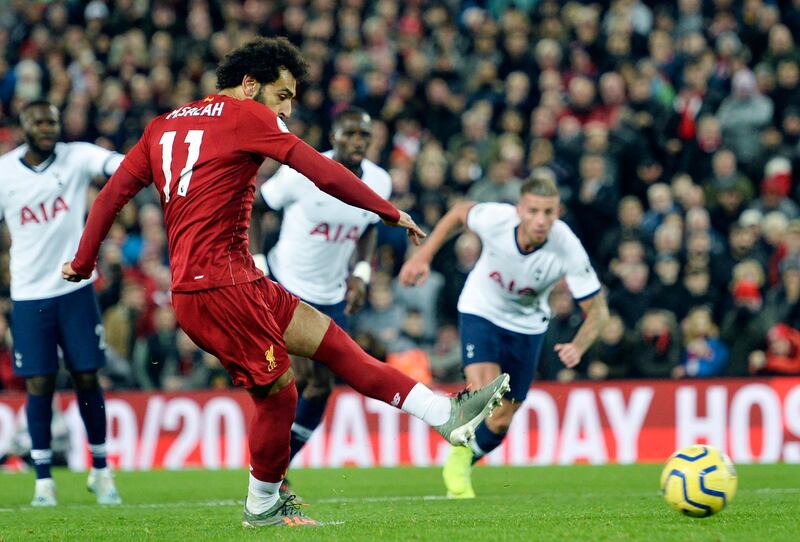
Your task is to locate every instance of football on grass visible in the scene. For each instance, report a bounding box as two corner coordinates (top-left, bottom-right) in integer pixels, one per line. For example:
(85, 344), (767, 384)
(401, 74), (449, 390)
(660, 444), (738, 517)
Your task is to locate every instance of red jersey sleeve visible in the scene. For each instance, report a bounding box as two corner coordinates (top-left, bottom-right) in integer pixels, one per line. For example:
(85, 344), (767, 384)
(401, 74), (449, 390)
(71, 130), (154, 277)
(237, 100), (400, 222)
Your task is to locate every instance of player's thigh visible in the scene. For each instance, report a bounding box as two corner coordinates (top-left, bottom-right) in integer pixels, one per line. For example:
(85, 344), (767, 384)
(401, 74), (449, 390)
(300, 299), (343, 395)
(55, 285), (106, 374)
(10, 297), (60, 377)
(283, 301), (333, 359)
(459, 312), (503, 388)
(501, 329), (546, 403)
(289, 297), (345, 387)
(309, 299), (350, 333)
(172, 280), (293, 389)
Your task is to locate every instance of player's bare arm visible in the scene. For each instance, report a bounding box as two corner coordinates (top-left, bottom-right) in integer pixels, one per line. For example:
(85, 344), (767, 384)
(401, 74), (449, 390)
(554, 290), (609, 368)
(399, 200), (475, 286)
(345, 225), (377, 315)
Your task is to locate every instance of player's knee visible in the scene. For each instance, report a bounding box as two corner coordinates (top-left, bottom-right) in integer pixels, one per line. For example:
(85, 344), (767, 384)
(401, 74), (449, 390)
(26, 375), (56, 396)
(71, 371), (100, 393)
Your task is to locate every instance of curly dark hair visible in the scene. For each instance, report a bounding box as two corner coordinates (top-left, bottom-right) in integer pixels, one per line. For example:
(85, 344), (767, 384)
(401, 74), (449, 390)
(215, 37), (308, 90)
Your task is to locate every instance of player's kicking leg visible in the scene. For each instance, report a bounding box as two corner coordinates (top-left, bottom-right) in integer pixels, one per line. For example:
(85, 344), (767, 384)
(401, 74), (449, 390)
(244, 300), (509, 529)
(284, 302), (510, 447)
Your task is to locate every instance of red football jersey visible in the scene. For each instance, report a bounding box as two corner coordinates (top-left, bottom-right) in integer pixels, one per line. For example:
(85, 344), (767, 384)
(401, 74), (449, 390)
(120, 96), (301, 292)
(72, 94), (399, 290)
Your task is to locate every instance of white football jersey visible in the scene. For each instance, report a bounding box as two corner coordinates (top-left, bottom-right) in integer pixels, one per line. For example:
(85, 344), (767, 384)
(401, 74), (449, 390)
(457, 203), (601, 334)
(261, 151), (391, 305)
(0, 142), (123, 301)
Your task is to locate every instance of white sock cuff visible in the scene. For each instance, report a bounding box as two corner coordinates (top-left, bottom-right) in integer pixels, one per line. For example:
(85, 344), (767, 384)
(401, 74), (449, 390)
(469, 439), (486, 459)
(248, 472), (281, 494)
(401, 383), (434, 416)
(31, 449), (52, 462)
(291, 423), (314, 441)
(89, 443), (107, 457)
(401, 383), (451, 426)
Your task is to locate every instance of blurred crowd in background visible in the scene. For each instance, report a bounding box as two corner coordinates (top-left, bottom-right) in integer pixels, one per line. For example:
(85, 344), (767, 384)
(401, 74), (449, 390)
(1, 0), (800, 393)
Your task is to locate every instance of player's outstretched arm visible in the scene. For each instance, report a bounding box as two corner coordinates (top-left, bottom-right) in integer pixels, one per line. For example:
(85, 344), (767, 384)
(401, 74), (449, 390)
(398, 201), (475, 287)
(282, 141), (425, 244)
(64, 167), (150, 281)
(554, 290), (609, 368)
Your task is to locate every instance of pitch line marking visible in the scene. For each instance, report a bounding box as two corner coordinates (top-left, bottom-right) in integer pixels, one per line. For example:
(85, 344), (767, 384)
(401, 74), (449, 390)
(0, 488), (797, 513)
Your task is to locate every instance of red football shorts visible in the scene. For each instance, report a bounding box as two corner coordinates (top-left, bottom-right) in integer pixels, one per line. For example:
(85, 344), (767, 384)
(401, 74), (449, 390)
(172, 278), (300, 388)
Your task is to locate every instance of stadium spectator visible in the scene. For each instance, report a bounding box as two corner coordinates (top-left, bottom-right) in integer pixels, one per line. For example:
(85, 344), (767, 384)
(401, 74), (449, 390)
(749, 322), (800, 375)
(717, 68), (774, 171)
(353, 273), (406, 351)
(629, 309), (682, 378)
(720, 278), (773, 375)
(676, 306), (729, 378)
(102, 280), (146, 363)
(585, 311), (633, 380)
(131, 305), (179, 390)
(765, 256), (800, 330)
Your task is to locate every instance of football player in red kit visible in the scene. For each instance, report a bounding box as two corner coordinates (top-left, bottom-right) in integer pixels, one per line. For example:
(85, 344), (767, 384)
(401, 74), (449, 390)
(62, 38), (509, 528)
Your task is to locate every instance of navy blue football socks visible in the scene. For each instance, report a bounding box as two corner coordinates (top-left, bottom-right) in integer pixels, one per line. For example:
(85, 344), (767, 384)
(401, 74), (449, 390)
(26, 393), (54, 479)
(76, 388), (108, 469)
(471, 421), (507, 464)
(289, 395), (328, 460)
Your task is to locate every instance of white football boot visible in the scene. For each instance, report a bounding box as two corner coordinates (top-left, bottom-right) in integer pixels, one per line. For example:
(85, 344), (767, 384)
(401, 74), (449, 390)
(87, 468), (122, 505)
(31, 478), (57, 507)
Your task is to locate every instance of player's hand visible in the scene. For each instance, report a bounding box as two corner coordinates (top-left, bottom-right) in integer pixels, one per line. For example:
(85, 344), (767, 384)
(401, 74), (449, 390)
(344, 275), (367, 315)
(62, 262), (89, 283)
(554, 343), (583, 368)
(383, 211), (426, 246)
(398, 257), (430, 287)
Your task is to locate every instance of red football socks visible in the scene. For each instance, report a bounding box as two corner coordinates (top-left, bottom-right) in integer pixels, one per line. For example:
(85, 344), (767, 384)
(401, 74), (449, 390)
(312, 321), (416, 407)
(248, 382), (297, 482)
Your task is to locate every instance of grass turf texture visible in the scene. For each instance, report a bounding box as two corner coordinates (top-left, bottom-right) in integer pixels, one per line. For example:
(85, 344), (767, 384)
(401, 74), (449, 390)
(0, 465), (797, 541)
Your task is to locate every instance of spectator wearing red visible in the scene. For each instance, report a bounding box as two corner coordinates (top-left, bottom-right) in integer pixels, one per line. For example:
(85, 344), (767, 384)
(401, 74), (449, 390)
(748, 157), (799, 219)
(749, 323), (800, 375)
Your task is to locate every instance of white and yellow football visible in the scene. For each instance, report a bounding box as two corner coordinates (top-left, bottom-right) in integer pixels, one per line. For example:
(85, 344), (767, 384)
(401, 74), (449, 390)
(660, 445), (738, 517)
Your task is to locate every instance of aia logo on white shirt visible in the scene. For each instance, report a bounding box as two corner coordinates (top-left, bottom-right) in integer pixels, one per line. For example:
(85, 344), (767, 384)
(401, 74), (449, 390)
(488, 271), (537, 296)
(309, 223), (360, 243)
(20, 196), (70, 226)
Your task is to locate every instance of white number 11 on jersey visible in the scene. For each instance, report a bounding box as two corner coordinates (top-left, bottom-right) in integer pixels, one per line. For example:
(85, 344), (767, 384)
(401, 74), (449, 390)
(159, 130), (204, 202)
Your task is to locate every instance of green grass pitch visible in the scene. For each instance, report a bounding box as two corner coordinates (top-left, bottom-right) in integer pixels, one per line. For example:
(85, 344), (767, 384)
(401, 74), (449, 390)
(0, 464), (798, 541)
